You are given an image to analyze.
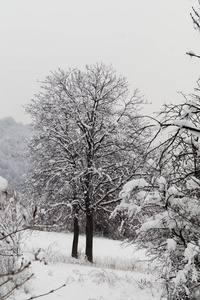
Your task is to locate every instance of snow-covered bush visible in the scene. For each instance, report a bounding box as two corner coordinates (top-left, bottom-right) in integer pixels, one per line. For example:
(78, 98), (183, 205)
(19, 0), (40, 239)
(114, 172), (200, 298)
(113, 90), (200, 299)
(0, 176), (33, 299)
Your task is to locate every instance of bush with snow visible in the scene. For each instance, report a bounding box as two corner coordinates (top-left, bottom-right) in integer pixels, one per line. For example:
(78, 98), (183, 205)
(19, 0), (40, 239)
(113, 88), (200, 299)
(114, 170), (200, 298)
(0, 176), (34, 299)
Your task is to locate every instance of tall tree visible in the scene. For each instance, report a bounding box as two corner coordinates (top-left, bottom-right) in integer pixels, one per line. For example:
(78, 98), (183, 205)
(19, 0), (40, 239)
(25, 63), (147, 262)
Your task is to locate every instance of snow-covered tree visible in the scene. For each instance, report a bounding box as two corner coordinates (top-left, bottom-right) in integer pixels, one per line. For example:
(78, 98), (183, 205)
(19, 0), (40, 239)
(25, 63), (148, 262)
(113, 88), (200, 299)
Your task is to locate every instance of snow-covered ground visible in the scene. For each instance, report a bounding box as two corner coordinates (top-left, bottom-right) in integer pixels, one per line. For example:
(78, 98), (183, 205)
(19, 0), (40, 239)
(10, 231), (162, 300)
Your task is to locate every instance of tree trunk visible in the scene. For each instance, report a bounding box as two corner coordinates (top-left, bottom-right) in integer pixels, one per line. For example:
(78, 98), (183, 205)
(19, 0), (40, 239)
(71, 207), (79, 259)
(85, 211), (93, 263)
(85, 150), (94, 263)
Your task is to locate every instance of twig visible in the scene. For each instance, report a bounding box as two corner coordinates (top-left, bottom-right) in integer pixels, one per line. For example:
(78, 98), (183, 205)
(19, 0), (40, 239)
(1, 273), (34, 300)
(26, 284), (67, 299)
(186, 52), (200, 59)
(0, 262), (31, 278)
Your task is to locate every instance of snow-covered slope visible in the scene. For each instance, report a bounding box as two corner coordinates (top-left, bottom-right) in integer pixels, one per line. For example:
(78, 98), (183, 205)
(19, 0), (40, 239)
(10, 231), (162, 300)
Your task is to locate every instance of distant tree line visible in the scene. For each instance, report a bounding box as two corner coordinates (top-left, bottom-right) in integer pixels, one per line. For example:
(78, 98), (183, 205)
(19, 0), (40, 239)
(0, 117), (31, 189)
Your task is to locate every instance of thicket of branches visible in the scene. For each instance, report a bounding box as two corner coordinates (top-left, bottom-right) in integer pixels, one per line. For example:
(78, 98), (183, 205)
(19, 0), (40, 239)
(0, 178), (34, 299)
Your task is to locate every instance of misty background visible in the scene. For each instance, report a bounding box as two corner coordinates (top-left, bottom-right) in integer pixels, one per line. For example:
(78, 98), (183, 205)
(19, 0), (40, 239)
(0, 0), (199, 124)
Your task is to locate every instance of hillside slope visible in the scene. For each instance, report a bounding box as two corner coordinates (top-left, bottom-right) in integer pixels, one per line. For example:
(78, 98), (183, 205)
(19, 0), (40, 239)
(0, 117), (31, 189)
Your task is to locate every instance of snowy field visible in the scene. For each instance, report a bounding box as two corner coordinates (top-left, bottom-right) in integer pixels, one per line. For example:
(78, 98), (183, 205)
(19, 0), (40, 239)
(10, 231), (162, 300)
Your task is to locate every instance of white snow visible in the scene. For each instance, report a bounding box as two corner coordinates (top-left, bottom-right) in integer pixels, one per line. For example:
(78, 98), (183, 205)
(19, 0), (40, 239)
(170, 119), (200, 137)
(10, 230), (162, 300)
(167, 185), (183, 197)
(171, 119), (197, 130)
(182, 103), (198, 117)
(167, 239), (177, 251)
(122, 178), (149, 194)
(0, 176), (8, 193)
(120, 178), (149, 201)
(138, 219), (163, 233)
(186, 176), (200, 190)
(0, 176), (8, 206)
(143, 191), (162, 205)
(184, 242), (199, 264)
(147, 158), (157, 168)
(157, 176), (166, 191)
(173, 242), (200, 290)
(137, 212), (168, 233)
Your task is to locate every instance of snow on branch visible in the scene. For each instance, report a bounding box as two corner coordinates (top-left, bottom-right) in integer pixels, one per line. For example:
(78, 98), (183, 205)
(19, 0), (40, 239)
(160, 119), (200, 137)
(119, 178), (149, 202)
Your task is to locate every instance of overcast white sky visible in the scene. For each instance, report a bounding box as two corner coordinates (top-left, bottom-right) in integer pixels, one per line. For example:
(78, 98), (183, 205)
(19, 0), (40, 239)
(0, 0), (199, 124)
